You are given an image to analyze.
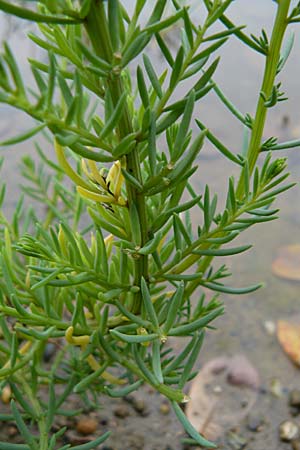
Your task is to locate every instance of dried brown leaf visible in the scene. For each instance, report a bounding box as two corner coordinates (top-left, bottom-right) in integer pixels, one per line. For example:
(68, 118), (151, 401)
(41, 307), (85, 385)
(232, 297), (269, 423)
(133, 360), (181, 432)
(272, 245), (300, 281)
(277, 320), (300, 366)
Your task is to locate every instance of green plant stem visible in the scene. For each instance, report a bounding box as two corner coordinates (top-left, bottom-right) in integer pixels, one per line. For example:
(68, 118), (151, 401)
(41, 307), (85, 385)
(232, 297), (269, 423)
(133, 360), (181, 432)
(22, 382), (48, 449)
(236, 0), (291, 197)
(1, 96), (112, 152)
(12, 369), (49, 449)
(84, 0), (149, 313)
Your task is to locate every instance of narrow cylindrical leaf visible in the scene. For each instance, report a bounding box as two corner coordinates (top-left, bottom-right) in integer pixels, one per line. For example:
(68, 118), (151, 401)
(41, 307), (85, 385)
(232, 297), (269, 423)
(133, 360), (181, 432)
(193, 244), (252, 257)
(193, 58), (220, 92)
(147, 0), (167, 24)
(172, 90), (195, 161)
(143, 54), (163, 98)
(144, 9), (184, 34)
(155, 33), (174, 66)
(173, 215), (182, 251)
(201, 281), (262, 295)
(0, 1), (82, 23)
(88, 208), (127, 239)
(46, 52), (56, 110)
(77, 37), (110, 67)
(100, 92), (127, 139)
(3, 43), (26, 97)
(70, 432), (111, 450)
(138, 230), (163, 255)
(10, 333), (18, 368)
(148, 112), (157, 175)
(0, 124), (45, 146)
(113, 133), (137, 158)
(152, 340), (164, 384)
(163, 335), (197, 375)
(111, 329), (158, 344)
(105, 380), (143, 397)
(164, 282), (185, 334)
(74, 363), (109, 393)
(203, 185), (211, 232)
(171, 401), (216, 448)
(108, 0), (120, 51)
(122, 32), (150, 67)
(129, 203), (142, 246)
(122, 168), (143, 191)
(168, 307), (223, 336)
(132, 343), (159, 386)
(196, 120), (243, 165)
(178, 331), (204, 389)
(169, 130), (206, 181)
(137, 65), (149, 108)
(174, 214), (192, 246)
(169, 46), (184, 89)
(115, 300), (149, 327)
(141, 277), (159, 329)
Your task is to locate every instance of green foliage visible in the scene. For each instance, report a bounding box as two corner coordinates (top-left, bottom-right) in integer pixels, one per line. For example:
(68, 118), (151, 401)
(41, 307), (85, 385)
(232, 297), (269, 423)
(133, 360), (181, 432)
(0, 0), (297, 448)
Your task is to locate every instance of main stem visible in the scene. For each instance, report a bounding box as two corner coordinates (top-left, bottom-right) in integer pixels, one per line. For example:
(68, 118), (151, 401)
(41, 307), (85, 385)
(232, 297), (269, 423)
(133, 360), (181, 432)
(84, 0), (148, 312)
(18, 376), (49, 450)
(236, 0), (291, 198)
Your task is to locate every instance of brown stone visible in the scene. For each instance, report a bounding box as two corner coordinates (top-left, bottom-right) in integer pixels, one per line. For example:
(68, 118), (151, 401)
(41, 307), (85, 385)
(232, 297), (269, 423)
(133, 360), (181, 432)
(76, 417), (98, 435)
(290, 390), (300, 408)
(113, 405), (130, 418)
(8, 425), (18, 437)
(279, 421), (299, 442)
(159, 402), (171, 415)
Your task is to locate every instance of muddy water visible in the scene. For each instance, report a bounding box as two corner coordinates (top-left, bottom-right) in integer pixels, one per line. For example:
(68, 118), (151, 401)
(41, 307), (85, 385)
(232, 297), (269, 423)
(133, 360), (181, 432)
(1, 2), (300, 449)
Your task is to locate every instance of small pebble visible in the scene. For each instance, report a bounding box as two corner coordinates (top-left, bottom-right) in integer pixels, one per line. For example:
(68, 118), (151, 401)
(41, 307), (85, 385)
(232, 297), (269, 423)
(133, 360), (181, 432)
(263, 320), (276, 335)
(113, 405), (130, 418)
(290, 390), (300, 408)
(159, 402), (171, 415)
(240, 399), (248, 408)
(76, 418), (97, 436)
(124, 394), (135, 404)
(279, 420), (299, 442)
(133, 399), (147, 414)
(282, 115), (290, 128)
(43, 342), (56, 362)
(100, 417), (109, 426)
(1, 385), (11, 404)
(259, 385), (268, 395)
(213, 385), (222, 394)
(247, 414), (264, 432)
(8, 425), (18, 437)
(270, 378), (284, 397)
(290, 407), (300, 417)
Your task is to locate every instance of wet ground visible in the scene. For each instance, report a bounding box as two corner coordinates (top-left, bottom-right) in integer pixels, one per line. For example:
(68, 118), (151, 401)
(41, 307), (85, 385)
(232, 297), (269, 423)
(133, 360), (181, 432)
(1, 1), (300, 449)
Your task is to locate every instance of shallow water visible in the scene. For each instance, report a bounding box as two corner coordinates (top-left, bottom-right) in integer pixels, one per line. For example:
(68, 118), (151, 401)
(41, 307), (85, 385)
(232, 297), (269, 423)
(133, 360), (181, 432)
(0, 3), (300, 448)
